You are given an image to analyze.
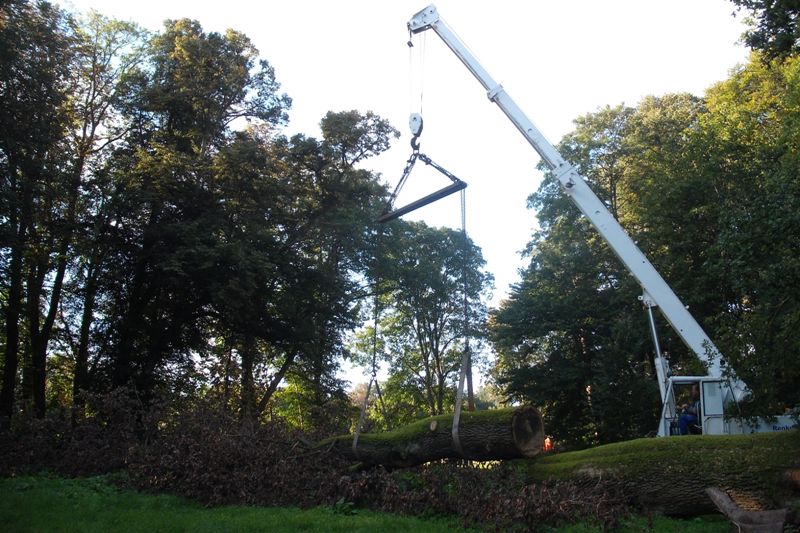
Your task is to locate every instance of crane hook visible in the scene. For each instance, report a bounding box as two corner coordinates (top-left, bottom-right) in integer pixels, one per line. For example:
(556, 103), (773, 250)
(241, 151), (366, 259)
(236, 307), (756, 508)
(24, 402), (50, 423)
(409, 113), (423, 151)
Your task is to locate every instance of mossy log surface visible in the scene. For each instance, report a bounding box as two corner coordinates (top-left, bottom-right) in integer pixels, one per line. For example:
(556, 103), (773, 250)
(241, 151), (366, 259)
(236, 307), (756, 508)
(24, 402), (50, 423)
(321, 406), (544, 468)
(520, 430), (800, 516)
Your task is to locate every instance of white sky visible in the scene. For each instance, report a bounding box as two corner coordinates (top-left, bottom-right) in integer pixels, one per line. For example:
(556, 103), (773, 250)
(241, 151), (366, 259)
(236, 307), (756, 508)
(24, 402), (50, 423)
(59, 0), (751, 386)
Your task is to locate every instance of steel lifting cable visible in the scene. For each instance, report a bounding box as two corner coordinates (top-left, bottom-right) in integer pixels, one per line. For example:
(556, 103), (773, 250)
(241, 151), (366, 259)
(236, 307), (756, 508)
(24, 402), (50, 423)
(378, 26), (471, 457)
(377, 30), (470, 224)
(352, 291), (390, 458)
(408, 22), (425, 124)
(376, 130), (473, 457)
(451, 188), (471, 458)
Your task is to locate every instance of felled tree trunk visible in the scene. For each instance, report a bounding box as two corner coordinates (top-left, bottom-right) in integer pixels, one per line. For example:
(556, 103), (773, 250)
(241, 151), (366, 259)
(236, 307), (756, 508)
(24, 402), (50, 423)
(523, 430), (800, 517)
(321, 406), (544, 468)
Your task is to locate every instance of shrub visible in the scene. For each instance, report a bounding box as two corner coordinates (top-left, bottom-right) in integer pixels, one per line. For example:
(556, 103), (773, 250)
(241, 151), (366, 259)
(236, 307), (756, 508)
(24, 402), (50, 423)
(0, 388), (146, 477)
(127, 404), (350, 507)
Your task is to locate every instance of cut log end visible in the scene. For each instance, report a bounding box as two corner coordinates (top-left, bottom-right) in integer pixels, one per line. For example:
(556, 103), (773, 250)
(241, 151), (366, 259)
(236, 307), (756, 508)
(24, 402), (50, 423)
(512, 405), (545, 458)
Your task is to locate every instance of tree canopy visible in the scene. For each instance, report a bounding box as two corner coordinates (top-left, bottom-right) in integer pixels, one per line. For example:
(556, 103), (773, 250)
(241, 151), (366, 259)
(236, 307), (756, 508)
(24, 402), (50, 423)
(0, 1), (402, 427)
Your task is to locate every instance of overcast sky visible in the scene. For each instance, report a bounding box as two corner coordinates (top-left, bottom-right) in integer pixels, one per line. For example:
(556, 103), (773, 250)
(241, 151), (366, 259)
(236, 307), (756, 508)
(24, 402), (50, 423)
(58, 0), (752, 384)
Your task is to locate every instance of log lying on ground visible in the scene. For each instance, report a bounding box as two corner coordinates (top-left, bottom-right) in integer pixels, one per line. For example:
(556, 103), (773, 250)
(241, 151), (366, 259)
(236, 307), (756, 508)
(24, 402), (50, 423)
(521, 430), (800, 517)
(321, 406), (544, 468)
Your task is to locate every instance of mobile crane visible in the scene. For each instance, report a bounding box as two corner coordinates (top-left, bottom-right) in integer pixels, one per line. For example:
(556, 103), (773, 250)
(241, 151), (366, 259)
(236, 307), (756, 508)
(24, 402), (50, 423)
(407, 4), (796, 436)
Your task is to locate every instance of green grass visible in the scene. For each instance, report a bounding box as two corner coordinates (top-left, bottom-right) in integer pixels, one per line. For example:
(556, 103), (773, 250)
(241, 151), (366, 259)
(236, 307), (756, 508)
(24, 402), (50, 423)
(549, 514), (729, 532)
(0, 475), (731, 532)
(0, 475), (476, 532)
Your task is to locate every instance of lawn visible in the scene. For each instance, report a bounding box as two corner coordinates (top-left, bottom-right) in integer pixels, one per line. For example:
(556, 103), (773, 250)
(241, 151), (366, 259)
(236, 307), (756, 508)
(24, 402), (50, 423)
(0, 475), (730, 532)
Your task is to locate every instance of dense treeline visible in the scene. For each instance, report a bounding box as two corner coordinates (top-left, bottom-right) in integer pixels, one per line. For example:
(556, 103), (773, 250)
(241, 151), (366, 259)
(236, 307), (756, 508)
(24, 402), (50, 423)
(489, 55), (800, 447)
(0, 0), (491, 432)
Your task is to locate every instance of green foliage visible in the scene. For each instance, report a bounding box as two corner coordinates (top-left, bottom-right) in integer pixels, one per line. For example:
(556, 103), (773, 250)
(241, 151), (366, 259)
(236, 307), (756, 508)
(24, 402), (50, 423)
(329, 496), (357, 516)
(491, 103), (664, 447)
(732, 0), (800, 60)
(1, 2), (399, 430)
(270, 378), (356, 434)
(349, 221), (493, 424)
(0, 0), (78, 419)
(698, 55), (800, 416)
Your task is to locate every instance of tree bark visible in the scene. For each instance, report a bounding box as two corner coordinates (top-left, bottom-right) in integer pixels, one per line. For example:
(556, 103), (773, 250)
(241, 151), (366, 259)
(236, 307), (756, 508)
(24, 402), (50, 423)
(0, 228), (23, 425)
(524, 430), (800, 516)
(322, 406), (544, 468)
(72, 260), (99, 414)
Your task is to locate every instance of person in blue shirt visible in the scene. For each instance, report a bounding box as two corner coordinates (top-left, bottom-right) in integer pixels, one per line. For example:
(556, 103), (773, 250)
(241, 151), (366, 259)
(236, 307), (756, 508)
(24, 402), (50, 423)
(678, 383), (701, 435)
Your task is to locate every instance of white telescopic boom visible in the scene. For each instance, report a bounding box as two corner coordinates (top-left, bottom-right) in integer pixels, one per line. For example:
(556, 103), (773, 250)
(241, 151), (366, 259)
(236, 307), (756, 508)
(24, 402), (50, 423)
(408, 5), (733, 386)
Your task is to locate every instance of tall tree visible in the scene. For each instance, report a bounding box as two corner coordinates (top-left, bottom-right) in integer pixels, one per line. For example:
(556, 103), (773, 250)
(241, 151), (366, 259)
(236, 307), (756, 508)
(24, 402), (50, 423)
(0, 0), (75, 420)
(96, 18), (291, 402)
(696, 54), (800, 415)
(207, 110), (396, 423)
(488, 101), (709, 446)
(491, 66), (800, 446)
(363, 221), (492, 419)
(63, 12), (146, 412)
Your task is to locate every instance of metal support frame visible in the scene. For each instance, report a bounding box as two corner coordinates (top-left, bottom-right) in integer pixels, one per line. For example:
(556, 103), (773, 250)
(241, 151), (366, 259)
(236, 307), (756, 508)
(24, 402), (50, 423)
(378, 179), (466, 223)
(378, 146), (468, 224)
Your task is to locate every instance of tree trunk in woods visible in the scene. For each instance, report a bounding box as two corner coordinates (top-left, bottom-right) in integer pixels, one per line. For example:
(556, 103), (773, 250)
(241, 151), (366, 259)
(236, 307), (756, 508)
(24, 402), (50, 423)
(322, 406), (544, 468)
(524, 430), (800, 517)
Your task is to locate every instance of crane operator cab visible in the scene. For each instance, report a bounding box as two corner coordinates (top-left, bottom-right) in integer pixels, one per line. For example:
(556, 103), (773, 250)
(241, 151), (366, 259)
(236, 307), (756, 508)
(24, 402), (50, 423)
(659, 376), (797, 436)
(662, 378), (724, 436)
